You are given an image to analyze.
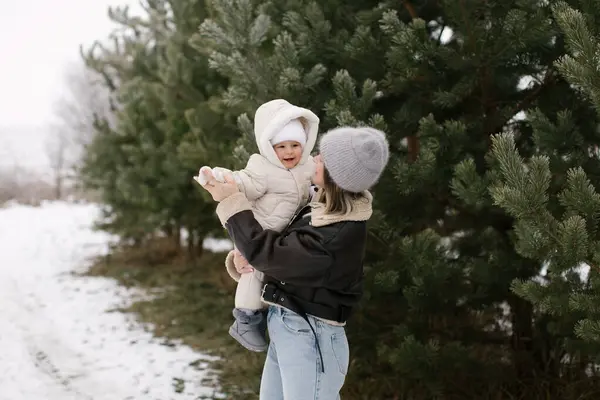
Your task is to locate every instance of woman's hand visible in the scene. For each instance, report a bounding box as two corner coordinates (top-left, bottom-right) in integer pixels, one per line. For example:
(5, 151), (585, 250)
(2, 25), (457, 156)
(198, 168), (239, 201)
(233, 249), (254, 274)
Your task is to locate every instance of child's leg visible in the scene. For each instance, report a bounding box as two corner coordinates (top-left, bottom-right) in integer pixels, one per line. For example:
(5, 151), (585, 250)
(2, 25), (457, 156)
(235, 269), (265, 310)
(229, 268), (268, 352)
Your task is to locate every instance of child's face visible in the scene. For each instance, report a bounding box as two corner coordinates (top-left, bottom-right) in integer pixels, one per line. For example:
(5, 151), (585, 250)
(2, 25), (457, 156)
(273, 140), (303, 169)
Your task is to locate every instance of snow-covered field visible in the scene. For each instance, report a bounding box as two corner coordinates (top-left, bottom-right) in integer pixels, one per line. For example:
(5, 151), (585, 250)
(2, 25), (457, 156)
(0, 201), (221, 400)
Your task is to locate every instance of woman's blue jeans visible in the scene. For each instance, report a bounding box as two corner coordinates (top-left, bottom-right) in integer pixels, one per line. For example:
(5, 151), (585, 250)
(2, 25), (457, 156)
(259, 305), (349, 399)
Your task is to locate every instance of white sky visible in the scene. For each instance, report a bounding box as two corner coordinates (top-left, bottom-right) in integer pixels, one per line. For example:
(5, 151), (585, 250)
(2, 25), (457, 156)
(0, 0), (139, 173)
(0, 0), (140, 127)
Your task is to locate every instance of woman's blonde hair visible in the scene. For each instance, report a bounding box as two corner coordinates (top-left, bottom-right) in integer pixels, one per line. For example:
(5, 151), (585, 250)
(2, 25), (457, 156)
(320, 168), (362, 214)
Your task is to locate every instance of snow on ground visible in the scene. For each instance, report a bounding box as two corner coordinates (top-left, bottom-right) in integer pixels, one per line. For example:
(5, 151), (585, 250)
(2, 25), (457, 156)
(0, 201), (221, 400)
(200, 238), (232, 253)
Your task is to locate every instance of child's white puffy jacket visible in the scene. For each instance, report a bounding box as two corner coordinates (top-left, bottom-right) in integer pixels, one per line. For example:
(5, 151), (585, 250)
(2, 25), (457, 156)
(196, 99), (319, 231)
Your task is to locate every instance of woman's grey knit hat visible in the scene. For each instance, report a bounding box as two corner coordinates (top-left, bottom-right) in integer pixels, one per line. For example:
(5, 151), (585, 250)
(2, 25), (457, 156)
(319, 126), (389, 193)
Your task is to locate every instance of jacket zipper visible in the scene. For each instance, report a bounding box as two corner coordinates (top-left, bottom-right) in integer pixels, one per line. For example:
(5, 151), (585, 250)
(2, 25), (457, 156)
(288, 168), (302, 212)
(282, 203), (310, 234)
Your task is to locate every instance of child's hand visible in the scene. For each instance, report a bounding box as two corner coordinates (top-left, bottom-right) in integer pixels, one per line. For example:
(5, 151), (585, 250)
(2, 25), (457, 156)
(193, 166), (213, 186)
(233, 249), (253, 274)
(212, 167), (229, 183)
(201, 169), (239, 201)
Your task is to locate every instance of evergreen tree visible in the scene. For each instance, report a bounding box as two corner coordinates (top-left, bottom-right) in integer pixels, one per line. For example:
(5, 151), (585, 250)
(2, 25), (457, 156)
(490, 0), (600, 355)
(80, 1), (237, 251)
(191, 0), (385, 167)
(196, 0), (600, 397)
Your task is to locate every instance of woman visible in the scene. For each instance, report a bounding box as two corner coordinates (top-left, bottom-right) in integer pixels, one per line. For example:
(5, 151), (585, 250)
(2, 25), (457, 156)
(200, 126), (389, 399)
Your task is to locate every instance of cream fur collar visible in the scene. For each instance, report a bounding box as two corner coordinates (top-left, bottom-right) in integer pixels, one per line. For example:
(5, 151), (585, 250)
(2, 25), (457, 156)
(309, 189), (373, 227)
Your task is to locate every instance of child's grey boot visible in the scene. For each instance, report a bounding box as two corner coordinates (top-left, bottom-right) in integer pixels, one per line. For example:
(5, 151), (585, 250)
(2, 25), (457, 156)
(229, 308), (268, 352)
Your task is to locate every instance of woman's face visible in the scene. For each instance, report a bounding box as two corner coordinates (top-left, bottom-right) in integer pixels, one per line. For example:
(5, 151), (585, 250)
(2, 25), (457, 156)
(312, 154), (325, 186)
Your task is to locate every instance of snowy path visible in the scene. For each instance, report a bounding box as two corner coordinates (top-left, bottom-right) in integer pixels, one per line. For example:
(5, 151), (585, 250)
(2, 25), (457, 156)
(0, 202), (219, 400)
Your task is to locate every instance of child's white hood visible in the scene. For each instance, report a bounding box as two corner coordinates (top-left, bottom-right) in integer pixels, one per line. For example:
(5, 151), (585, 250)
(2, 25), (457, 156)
(254, 99), (319, 168)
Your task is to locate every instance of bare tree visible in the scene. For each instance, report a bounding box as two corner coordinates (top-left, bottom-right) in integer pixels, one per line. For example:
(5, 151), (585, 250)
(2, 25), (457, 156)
(53, 61), (114, 148)
(0, 165), (21, 204)
(48, 61), (114, 199)
(44, 127), (71, 200)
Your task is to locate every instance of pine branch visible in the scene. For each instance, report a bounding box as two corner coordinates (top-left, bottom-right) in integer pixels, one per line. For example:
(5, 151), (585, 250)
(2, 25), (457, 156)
(402, 0), (420, 162)
(459, 0), (476, 54)
(488, 69), (557, 139)
(510, 70), (557, 123)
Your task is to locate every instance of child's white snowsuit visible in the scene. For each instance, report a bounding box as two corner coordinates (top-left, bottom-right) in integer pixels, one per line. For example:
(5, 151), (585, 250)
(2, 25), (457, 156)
(195, 99), (319, 310)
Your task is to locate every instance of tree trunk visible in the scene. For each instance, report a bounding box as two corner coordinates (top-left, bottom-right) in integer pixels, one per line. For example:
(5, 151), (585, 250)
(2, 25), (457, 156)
(55, 174), (63, 200)
(187, 228), (196, 260)
(195, 233), (204, 259)
(185, 228), (205, 261)
(163, 223), (173, 238)
(509, 294), (536, 382)
(174, 223), (182, 250)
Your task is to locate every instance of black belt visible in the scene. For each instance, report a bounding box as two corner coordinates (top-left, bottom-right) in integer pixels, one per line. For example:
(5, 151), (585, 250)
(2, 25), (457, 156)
(261, 283), (350, 323)
(261, 282), (352, 373)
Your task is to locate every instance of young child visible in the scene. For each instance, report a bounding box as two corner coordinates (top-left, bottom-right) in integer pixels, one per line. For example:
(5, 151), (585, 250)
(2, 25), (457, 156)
(194, 99), (319, 352)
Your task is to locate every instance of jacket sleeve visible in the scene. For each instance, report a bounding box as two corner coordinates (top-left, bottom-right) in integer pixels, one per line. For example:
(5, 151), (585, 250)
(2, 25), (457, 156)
(215, 192), (332, 286)
(230, 156), (268, 201)
(224, 250), (241, 282)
